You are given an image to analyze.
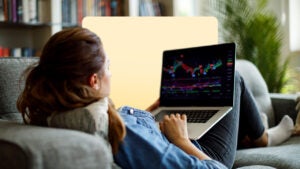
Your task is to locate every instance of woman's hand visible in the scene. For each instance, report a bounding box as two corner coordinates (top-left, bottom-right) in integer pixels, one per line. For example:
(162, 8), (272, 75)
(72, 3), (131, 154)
(145, 99), (160, 112)
(159, 113), (189, 144)
(159, 113), (211, 160)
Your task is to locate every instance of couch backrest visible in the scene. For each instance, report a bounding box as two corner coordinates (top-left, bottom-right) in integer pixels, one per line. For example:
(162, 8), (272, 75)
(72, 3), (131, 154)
(236, 59), (275, 127)
(0, 58), (39, 122)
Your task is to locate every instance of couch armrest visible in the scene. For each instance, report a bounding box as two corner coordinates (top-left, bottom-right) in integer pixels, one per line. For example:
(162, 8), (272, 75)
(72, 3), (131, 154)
(270, 93), (298, 125)
(0, 121), (115, 169)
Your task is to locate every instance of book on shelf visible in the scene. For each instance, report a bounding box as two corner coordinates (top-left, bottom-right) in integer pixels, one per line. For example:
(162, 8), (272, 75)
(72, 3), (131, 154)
(0, 46), (9, 57)
(1, 0), (39, 23)
(62, 0), (77, 26)
(11, 0), (17, 22)
(139, 0), (162, 16)
(38, 0), (50, 23)
(110, 0), (123, 16)
(0, 0), (4, 21)
(0, 0), (126, 25)
(27, 0), (38, 23)
(0, 46), (36, 57)
(66, 0), (125, 26)
(21, 47), (36, 57)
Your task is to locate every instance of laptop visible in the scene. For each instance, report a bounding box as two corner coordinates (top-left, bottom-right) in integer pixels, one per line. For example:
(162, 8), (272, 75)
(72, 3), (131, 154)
(152, 43), (236, 140)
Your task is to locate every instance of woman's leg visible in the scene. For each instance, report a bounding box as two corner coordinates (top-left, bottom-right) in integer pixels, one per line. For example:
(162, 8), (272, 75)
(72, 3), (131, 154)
(237, 74), (267, 148)
(196, 72), (243, 168)
(196, 71), (294, 167)
(196, 72), (266, 168)
(236, 74), (293, 148)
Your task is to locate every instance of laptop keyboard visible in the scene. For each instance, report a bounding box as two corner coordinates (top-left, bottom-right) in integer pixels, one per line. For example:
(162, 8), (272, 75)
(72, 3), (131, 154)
(155, 110), (218, 123)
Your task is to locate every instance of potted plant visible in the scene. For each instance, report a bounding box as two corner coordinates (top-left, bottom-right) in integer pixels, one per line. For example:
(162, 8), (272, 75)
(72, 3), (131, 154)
(208, 0), (289, 93)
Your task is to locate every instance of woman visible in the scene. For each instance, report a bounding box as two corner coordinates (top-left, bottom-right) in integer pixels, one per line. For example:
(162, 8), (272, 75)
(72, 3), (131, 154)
(17, 27), (293, 169)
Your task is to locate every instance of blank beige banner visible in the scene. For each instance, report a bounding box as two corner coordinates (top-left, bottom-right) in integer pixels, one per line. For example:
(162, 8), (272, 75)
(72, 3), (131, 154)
(82, 17), (218, 109)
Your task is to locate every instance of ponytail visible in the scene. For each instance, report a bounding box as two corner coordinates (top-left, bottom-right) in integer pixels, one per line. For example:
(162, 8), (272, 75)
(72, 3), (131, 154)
(107, 99), (126, 154)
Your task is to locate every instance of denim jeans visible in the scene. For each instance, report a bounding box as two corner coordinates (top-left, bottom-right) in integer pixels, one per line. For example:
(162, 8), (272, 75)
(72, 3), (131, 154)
(197, 72), (265, 168)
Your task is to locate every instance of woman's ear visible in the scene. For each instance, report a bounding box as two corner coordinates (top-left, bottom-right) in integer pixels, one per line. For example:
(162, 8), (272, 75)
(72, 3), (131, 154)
(89, 73), (100, 90)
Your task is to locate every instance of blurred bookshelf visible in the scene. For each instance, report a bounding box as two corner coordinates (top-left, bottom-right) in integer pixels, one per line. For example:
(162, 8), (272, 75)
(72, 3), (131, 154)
(0, 0), (173, 58)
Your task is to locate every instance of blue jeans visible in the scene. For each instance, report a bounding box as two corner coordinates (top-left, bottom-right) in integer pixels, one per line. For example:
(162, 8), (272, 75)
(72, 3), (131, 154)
(196, 72), (265, 168)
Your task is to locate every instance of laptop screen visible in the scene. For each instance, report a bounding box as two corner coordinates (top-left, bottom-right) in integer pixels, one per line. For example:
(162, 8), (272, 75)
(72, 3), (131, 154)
(160, 43), (236, 106)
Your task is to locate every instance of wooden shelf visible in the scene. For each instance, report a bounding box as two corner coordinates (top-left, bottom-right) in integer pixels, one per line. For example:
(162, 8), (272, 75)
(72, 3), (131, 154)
(0, 0), (174, 57)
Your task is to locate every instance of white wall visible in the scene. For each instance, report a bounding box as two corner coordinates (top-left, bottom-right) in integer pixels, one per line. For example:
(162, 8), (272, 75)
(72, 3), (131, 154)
(266, 0), (290, 60)
(177, 0), (298, 63)
(289, 0), (300, 52)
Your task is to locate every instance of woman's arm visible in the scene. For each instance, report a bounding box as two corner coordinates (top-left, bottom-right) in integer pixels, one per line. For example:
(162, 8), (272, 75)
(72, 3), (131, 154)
(146, 99), (211, 160)
(115, 106), (226, 169)
(159, 114), (211, 160)
(145, 99), (160, 112)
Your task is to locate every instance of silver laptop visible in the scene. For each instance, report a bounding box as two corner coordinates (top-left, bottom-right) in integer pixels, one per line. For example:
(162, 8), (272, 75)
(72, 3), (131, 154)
(152, 43), (236, 140)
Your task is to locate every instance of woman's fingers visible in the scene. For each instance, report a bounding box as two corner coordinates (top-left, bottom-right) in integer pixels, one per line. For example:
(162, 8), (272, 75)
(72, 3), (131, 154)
(181, 114), (187, 121)
(160, 113), (189, 142)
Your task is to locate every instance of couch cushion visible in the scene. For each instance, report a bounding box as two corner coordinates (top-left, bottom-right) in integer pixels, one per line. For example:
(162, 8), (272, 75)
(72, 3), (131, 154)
(0, 120), (115, 169)
(48, 99), (109, 139)
(234, 136), (300, 169)
(0, 58), (39, 121)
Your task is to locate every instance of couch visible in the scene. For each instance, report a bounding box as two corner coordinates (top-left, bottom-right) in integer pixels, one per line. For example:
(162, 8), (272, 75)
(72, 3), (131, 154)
(0, 58), (115, 169)
(0, 58), (299, 169)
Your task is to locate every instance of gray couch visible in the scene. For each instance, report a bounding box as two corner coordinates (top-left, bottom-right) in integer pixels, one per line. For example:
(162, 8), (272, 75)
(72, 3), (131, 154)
(0, 58), (114, 169)
(0, 58), (299, 169)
